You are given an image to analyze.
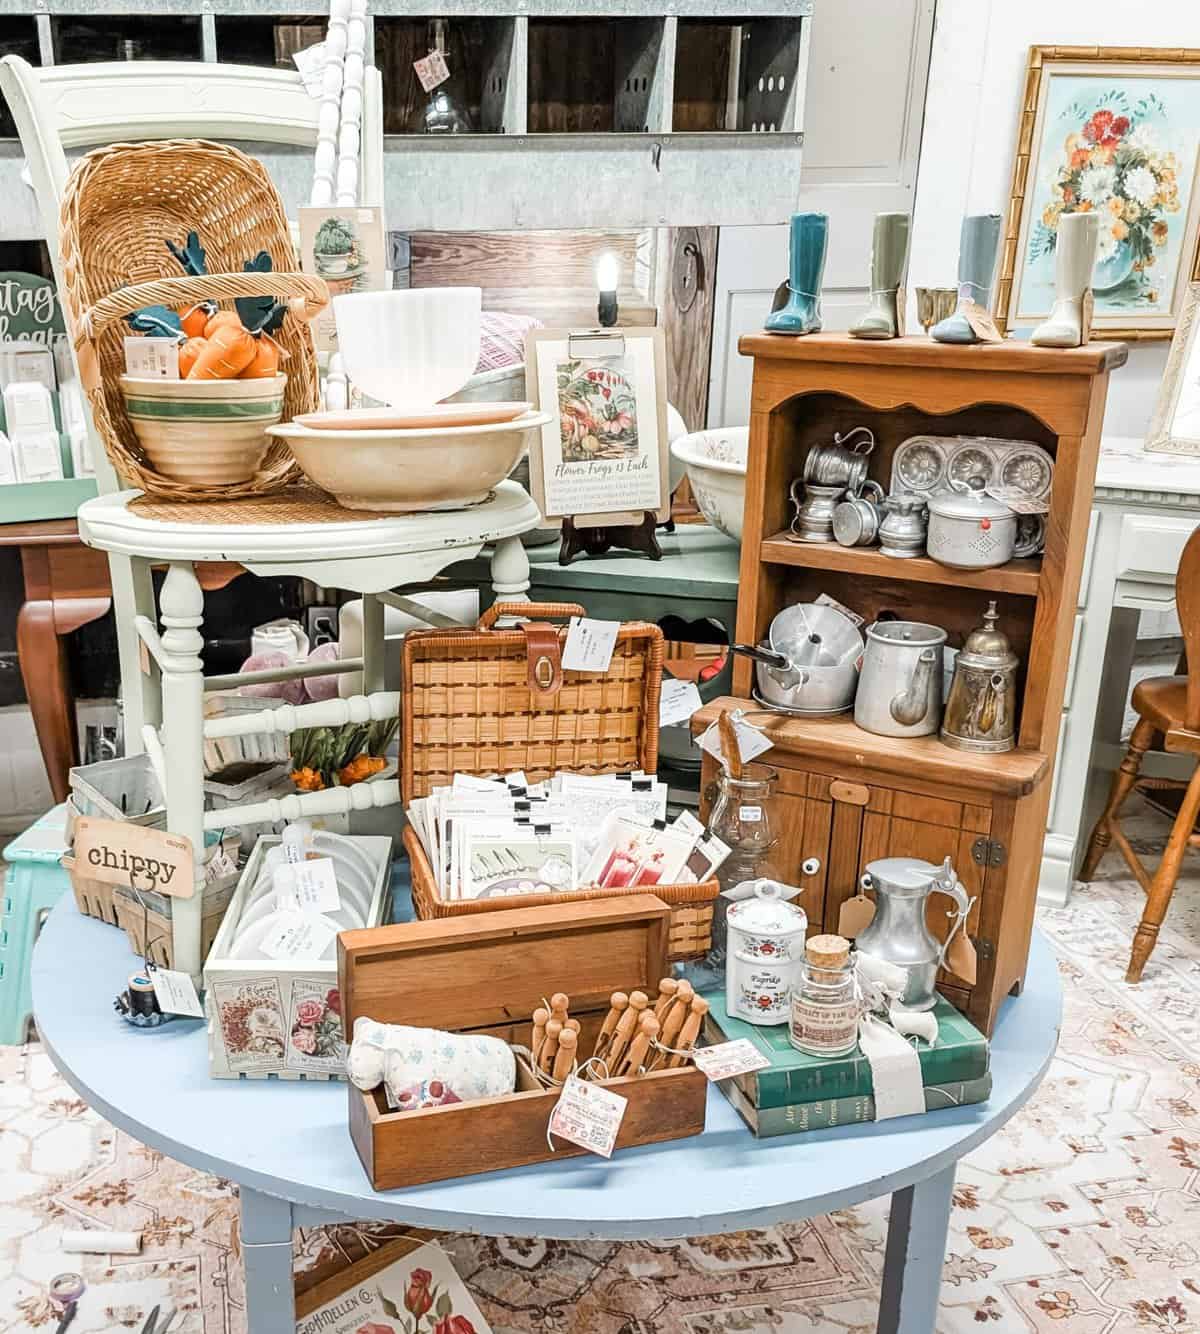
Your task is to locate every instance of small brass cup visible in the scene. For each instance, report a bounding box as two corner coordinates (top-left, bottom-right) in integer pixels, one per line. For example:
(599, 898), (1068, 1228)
(915, 286), (957, 334)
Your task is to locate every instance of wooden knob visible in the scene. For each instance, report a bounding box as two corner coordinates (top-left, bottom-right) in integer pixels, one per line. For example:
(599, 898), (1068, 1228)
(552, 1028), (577, 1082)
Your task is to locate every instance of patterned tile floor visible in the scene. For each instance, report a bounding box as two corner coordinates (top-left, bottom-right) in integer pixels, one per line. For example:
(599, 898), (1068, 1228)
(3, 797), (1200, 1334)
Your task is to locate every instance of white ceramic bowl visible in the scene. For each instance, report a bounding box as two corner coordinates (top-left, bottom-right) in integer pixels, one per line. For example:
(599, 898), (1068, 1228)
(333, 287), (481, 407)
(268, 410), (551, 513)
(670, 427), (750, 542)
(119, 374), (286, 485)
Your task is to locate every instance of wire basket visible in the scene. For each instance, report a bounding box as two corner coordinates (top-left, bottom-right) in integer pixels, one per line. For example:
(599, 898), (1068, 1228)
(59, 138), (328, 501)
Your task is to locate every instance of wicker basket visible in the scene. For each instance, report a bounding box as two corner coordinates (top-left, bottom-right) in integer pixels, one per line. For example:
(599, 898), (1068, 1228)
(402, 602), (718, 960)
(59, 138), (328, 501)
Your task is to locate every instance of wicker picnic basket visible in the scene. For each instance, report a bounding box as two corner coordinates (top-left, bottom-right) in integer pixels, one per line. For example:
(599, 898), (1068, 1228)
(402, 602), (718, 960)
(58, 138), (328, 501)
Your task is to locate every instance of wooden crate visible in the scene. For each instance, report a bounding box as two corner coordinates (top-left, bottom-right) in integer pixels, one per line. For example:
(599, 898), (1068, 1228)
(402, 603), (718, 958)
(339, 893), (707, 1191)
(203, 834), (392, 1080)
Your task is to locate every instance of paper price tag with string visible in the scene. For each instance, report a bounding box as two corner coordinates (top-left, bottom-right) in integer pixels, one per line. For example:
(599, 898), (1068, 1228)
(692, 1039), (770, 1082)
(413, 49), (451, 92)
(147, 963), (203, 1018)
(548, 1075), (627, 1158)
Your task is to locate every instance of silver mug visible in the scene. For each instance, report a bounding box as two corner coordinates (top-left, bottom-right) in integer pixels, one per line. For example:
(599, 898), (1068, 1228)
(832, 480), (886, 547)
(790, 479), (844, 543)
(803, 426), (875, 493)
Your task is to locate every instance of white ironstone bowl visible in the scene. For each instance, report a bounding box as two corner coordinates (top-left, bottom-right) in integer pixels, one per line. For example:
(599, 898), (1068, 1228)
(670, 426), (749, 542)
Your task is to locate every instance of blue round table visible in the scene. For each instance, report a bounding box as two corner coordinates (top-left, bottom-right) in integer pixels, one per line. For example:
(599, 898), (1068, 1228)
(33, 898), (1060, 1334)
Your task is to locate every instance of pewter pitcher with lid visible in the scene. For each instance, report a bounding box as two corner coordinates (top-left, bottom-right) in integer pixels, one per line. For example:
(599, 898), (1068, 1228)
(856, 856), (972, 1010)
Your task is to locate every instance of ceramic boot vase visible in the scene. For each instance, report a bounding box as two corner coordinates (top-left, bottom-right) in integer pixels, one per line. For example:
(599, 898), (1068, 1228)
(1031, 211), (1101, 348)
(930, 213), (1002, 344)
(766, 212), (828, 335)
(850, 212), (911, 339)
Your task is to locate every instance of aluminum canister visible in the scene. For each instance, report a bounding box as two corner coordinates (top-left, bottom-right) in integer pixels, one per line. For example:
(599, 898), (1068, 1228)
(725, 878), (809, 1026)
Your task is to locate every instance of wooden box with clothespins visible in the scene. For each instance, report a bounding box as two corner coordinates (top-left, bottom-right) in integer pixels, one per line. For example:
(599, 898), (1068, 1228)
(338, 893), (707, 1190)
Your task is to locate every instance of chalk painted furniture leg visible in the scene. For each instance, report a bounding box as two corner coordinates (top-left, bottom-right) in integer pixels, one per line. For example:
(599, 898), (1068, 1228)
(877, 1163), (955, 1334)
(361, 591), (385, 695)
(239, 1187), (295, 1334)
(158, 561), (207, 984)
(491, 533), (531, 601)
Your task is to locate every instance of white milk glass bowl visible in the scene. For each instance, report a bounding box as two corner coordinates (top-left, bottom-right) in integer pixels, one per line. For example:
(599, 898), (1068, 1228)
(332, 287), (482, 408)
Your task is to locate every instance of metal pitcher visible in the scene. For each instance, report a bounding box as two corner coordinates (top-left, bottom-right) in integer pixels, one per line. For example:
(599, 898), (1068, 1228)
(856, 856), (972, 1010)
(789, 479), (843, 543)
(854, 620), (947, 737)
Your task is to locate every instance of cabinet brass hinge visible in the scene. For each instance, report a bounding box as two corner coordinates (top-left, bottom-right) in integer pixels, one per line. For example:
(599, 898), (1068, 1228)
(971, 837), (1007, 868)
(972, 936), (995, 962)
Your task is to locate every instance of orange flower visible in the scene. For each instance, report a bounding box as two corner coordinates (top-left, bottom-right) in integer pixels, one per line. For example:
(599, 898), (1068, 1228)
(1110, 219), (1128, 240)
(1076, 200), (1092, 212)
(1153, 220), (1169, 245)
(1107, 196), (1124, 216)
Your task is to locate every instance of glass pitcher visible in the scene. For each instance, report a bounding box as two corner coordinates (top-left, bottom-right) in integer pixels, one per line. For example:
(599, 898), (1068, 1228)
(686, 763), (781, 989)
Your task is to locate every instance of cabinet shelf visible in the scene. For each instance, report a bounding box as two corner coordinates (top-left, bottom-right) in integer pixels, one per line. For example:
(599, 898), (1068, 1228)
(760, 534), (1042, 596)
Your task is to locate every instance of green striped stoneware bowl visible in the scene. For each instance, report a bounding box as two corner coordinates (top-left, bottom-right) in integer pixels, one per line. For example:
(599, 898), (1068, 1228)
(118, 374), (287, 486)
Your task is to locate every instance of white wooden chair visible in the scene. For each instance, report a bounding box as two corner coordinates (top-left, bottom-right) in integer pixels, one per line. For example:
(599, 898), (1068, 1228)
(0, 53), (385, 759)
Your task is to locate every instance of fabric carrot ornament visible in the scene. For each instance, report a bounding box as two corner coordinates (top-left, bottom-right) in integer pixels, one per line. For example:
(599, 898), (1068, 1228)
(187, 320), (255, 379)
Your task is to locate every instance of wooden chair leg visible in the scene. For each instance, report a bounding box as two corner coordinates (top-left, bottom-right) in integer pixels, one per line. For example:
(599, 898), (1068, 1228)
(1079, 716), (1158, 882)
(1127, 761), (1200, 984)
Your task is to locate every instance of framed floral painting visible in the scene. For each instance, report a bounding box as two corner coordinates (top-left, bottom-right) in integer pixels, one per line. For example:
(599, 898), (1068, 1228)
(1147, 283), (1200, 454)
(996, 48), (1200, 340)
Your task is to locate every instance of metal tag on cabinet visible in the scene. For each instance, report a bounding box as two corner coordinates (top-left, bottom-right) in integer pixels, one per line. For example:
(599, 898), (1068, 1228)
(971, 837), (1007, 868)
(971, 935), (995, 962)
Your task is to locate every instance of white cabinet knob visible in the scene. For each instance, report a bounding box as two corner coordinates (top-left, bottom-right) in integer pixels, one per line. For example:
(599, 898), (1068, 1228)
(801, 857), (821, 876)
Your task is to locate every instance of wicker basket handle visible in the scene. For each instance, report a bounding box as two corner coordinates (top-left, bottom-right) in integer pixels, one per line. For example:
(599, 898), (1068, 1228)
(478, 601), (586, 630)
(76, 270), (330, 344)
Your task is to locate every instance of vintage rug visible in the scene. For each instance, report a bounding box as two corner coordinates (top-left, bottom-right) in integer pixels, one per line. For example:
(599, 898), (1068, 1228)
(3, 797), (1200, 1334)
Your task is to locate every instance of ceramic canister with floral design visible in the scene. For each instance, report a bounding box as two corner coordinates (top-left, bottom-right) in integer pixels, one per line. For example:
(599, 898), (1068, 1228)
(725, 879), (809, 1026)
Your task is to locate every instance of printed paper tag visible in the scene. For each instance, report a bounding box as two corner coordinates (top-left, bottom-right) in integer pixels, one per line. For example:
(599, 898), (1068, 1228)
(123, 336), (179, 379)
(960, 300), (1004, 343)
(698, 717), (773, 769)
(838, 892), (877, 937)
(148, 965), (203, 1018)
(207, 847), (237, 882)
(738, 805), (762, 822)
(260, 911), (337, 962)
(548, 1074), (627, 1158)
(693, 1039), (771, 1082)
(815, 592), (865, 628)
(660, 678), (703, 728)
(274, 856), (341, 915)
(562, 617), (619, 673)
(413, 49), (451, 92)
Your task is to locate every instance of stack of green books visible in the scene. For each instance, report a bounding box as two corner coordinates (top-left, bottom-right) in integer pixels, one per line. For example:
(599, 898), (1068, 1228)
(702, 990), (991, 1137)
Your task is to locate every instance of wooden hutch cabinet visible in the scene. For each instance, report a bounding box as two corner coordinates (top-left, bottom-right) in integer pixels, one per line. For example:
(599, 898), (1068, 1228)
(695, 332), (1127, 1034)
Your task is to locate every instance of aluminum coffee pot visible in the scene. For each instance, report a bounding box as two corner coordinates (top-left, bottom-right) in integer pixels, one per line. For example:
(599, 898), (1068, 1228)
(854, 620), (946, 737)
(941, 600), (1019, 752)
(856, 856), (972, 1010)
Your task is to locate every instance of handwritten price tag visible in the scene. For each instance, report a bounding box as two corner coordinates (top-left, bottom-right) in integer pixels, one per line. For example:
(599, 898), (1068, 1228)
(261, 911), (337, 962)
(274, 856), (341, 915)
(563, 617), (619, 673)
(413, 49), (451, 92)
(548, 1075), (627, 1158)
(660, 678), (703, 728)
(147, 965), (204, 1019)
(692, 1039), (771, 1082)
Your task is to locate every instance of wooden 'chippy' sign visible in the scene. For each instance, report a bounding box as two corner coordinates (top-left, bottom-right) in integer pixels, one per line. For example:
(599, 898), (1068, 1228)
(72, 818), (195, 898)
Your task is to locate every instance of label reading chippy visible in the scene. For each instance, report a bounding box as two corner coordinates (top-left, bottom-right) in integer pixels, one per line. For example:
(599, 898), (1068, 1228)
(548, 1075), (627, 1158)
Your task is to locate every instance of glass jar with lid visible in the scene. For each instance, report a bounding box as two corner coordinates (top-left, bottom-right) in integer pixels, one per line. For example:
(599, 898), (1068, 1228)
(790, 934), (860, 1058)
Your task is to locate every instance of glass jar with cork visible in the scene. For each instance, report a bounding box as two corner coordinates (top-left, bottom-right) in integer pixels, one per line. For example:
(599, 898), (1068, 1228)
(789, 934), (860, 1058)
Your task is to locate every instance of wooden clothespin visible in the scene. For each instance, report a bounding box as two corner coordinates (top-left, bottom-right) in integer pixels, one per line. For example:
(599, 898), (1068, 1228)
(618, 1011), (660, 1077)
(667, 997), (709, 1068)
(718, 708), (744, 779)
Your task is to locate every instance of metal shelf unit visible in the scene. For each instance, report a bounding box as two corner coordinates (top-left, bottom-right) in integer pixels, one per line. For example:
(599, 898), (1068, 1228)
(0, 1), (812, 234)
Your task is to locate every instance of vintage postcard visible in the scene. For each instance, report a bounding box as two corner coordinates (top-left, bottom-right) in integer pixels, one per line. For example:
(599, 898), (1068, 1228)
(284, 976), (346, 1075)
(211, 977), (287, 1072)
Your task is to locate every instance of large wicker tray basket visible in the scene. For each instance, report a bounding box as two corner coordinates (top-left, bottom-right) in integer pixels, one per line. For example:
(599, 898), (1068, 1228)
(58, 138), (328, 501)
(402, 602), (718, 960)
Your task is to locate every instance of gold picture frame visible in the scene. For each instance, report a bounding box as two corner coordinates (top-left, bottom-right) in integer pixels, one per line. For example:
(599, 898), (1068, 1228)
(996, 46), (1200, 341)
(1146, 281), (1200, 454)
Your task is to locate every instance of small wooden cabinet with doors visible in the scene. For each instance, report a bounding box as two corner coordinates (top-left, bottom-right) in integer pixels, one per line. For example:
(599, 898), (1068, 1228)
(702, 332), (1126, 1036)
(693, 702), (1047, 1034)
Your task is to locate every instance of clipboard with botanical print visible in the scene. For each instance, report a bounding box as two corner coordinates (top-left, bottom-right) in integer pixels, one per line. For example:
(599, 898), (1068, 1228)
(525, 326), (671, 562)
